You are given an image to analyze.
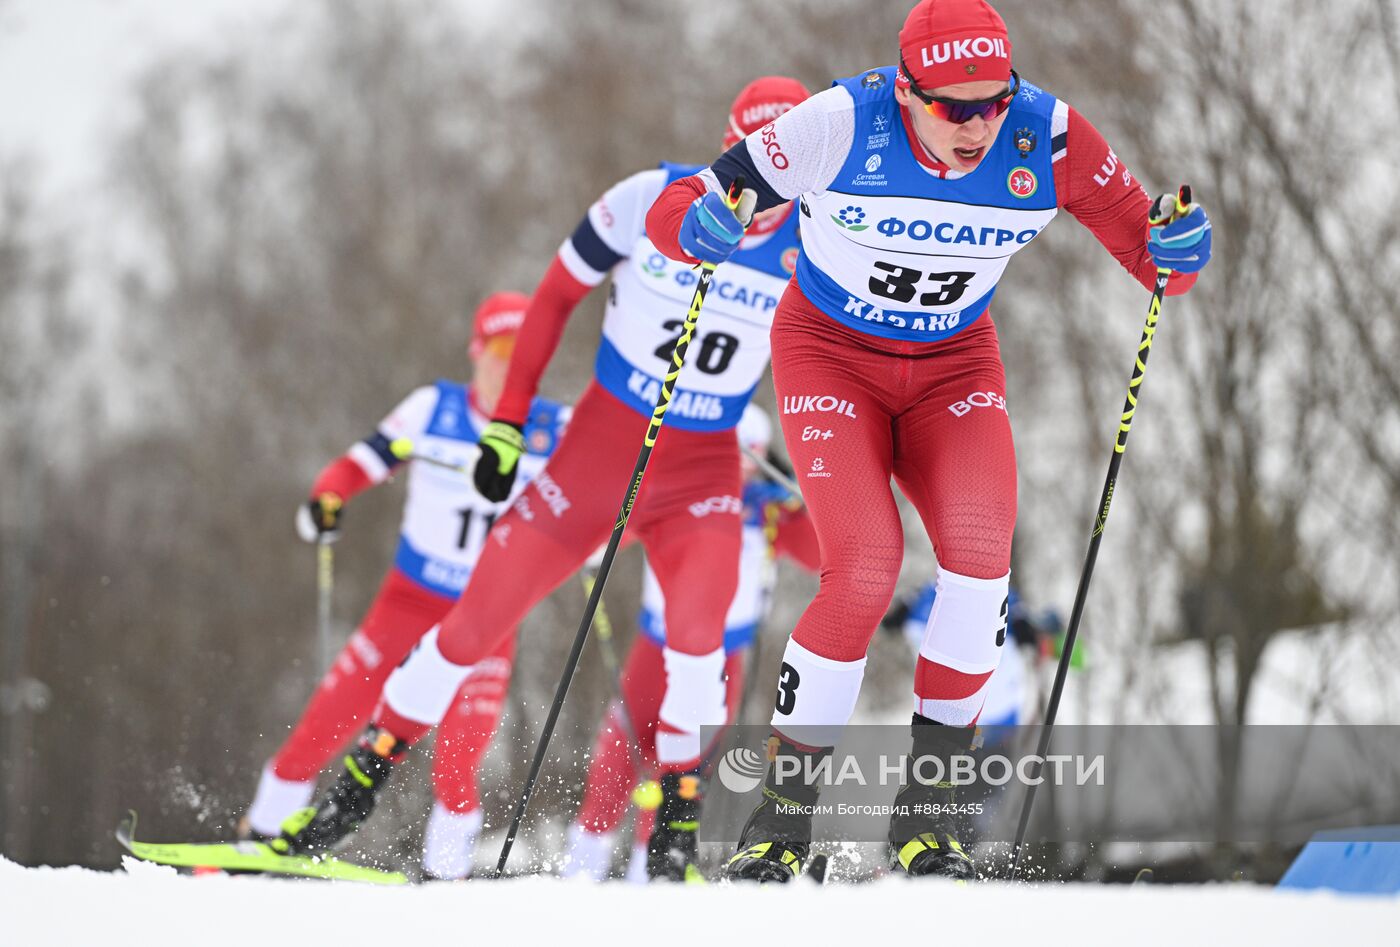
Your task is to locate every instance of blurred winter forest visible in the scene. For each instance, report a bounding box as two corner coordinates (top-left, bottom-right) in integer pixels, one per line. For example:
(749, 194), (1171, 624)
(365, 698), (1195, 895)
(2, 0), (1398, 881)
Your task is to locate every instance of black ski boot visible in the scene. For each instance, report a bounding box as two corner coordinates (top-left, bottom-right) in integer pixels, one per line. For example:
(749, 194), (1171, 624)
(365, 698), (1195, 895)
(887, 714), (977, 879)
(724, 738), (829, 884)
(273, 726), (407, 856)
(646, 773), (705, 882)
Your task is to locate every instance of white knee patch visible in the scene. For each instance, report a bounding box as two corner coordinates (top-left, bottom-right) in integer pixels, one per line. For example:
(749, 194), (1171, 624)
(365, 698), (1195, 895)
(382, 626), (475, 726)
(656, 647), (726, 764)
(919, 570), (1010, 674)
(769, 638), (867, 747)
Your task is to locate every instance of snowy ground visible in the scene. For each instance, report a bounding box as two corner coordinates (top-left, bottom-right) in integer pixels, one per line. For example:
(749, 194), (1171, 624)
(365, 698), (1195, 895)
(3, 857), (1395, 947)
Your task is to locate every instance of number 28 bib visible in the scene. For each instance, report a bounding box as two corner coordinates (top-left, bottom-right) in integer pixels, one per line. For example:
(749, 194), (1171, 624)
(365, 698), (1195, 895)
(593, 162), (799, 433)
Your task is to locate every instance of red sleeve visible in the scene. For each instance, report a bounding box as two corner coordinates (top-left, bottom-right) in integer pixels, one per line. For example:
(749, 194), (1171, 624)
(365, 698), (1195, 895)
(772, 504), (821, 572)
(1053, 107), (1197, 297)
(645, 175), (707, 264)
(493, 255), (594, 425)
(310, 455), (375, 503)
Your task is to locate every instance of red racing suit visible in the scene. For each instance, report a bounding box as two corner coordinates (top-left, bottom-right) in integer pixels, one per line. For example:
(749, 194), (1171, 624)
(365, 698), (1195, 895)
(646, 67), (1197, 738)
(372, 163), (802, 771)
(244, 385), (563, 836)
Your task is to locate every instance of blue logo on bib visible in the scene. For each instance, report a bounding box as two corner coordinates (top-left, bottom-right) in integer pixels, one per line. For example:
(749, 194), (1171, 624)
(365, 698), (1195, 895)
(642, 253), (668, 277)
(832, 206), (868, 231)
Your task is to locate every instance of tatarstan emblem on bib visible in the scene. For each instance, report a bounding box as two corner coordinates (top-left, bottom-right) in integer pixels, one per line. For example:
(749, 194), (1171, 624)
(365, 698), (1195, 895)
(1007, 168), (1037, 199)
(781, 247), (799, 275)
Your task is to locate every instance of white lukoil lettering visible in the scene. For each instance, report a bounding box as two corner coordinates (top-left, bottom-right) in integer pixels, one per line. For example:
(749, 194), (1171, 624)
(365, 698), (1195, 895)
(1093, 149), (1120, 187)
(922, 37), (1008, 65)
(533, 470), (571, 517)
(947, 391), (1009, 418)
(782, 395), (858, 419)
(348, 630), (383, 670)
(742, 102), (795, 127)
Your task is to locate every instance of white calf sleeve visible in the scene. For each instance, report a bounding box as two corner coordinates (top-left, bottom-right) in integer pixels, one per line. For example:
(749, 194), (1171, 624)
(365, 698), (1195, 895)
(625, 843), (649, 884)
(421, 802), (483, 880)
(245, 763), (314, 837)
(562, 823), (616, 881)
(656, 647), (727, 764)
(382, 626), (475, 726)
(914, 569), (1010, 725)
(770, 637), (867, 748)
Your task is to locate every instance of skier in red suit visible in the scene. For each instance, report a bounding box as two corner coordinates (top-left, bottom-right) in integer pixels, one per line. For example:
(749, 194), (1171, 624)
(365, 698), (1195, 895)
(276, 77), (815, 879)
(240, 293), (568, 879)
(646, 0), (1211, 881)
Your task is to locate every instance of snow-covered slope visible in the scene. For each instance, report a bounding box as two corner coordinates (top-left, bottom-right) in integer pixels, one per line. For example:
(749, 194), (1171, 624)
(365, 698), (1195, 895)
(3, 857), (1394, 947)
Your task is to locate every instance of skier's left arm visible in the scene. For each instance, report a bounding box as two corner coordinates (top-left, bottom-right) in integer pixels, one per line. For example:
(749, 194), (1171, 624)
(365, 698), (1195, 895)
(1052, 105), (1212, 294)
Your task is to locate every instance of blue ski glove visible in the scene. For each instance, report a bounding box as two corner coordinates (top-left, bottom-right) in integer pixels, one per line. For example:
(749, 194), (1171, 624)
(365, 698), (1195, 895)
(678, 189), (752, 265)
(1148, 191), (1212, 274)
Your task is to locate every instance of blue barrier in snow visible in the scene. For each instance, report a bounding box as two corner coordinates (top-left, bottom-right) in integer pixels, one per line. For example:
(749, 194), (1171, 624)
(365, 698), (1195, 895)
(1278, 826), (1400, 895)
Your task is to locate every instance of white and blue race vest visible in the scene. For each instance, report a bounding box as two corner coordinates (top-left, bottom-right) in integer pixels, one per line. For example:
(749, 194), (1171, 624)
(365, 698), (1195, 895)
(594, 162), (799, 432)
(797, 67), (1059, 342)
(387, 382), (565, 598)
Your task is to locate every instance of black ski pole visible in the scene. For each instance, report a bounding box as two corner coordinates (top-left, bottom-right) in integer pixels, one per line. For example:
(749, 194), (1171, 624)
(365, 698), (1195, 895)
(579, 567), (650, 782)
(741, 444), (803, 499)
(492, 179), (750, 877)
(1008, 187), (1191, 878)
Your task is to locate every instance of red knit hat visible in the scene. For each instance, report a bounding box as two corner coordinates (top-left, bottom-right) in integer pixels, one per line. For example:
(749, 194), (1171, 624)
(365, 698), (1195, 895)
(469, 291), (528, 358)
(898, 0), (1011, 93)
(723, 76), (810, 148)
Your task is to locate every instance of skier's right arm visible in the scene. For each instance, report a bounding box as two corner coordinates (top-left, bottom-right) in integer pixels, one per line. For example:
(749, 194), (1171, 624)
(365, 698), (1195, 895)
(474, 170), (660, 501)
(647, 87), (854, 264)
(294, 387), (437, 543)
